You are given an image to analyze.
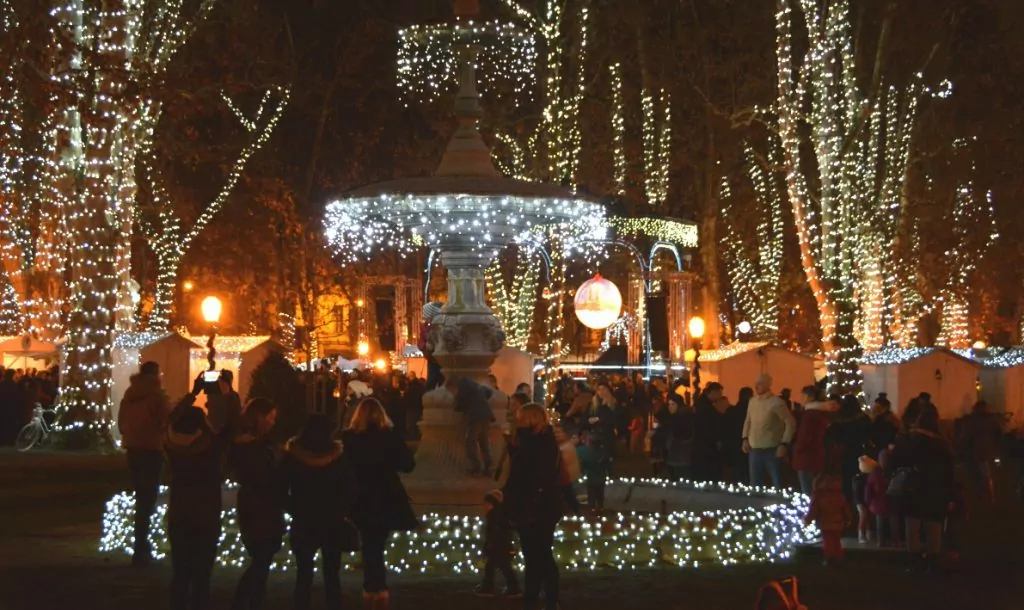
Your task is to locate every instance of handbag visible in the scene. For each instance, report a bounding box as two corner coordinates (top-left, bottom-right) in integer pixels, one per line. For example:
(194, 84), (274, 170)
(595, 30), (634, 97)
(886, 466), (920, 497)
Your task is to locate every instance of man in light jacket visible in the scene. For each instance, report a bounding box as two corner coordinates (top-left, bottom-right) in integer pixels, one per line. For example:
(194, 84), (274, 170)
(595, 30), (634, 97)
(742, 374), (796, 488)
(118, 361), (172, 565)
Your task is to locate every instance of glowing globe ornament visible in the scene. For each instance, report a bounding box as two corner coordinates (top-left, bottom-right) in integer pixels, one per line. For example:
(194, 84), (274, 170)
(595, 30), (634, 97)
(574, 274), (622, 330)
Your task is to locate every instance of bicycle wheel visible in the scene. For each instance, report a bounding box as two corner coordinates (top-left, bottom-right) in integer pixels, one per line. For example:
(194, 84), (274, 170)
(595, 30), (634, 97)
(16, 423), (41, 452)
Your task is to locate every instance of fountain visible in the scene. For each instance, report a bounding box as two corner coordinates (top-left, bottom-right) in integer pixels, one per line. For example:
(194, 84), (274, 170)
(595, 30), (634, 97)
(323, 0), (604, 497)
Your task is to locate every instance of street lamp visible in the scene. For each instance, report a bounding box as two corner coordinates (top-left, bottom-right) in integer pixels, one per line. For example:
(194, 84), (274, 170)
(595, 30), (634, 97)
(688, 316), (706, 398)
(201, 296), (222, 371)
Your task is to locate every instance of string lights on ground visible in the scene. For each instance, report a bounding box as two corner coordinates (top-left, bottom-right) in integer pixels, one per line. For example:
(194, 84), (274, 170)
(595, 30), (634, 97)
(100, 478), (817, 573)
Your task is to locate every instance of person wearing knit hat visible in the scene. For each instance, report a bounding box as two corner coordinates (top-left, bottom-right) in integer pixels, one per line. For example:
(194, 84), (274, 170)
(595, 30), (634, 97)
(474, 489), (521, 598)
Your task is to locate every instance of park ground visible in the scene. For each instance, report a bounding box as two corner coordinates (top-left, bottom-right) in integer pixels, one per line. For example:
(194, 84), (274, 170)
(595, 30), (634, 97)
(1, 450), (1023, 610)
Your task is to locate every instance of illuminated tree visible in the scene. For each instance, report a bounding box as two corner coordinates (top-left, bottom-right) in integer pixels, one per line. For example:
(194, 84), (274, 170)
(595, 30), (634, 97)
(773, 0), (936, 390)
(936, 165), (998, 348)
(722, 146), (784, 342)
(138, 87), (289, 331)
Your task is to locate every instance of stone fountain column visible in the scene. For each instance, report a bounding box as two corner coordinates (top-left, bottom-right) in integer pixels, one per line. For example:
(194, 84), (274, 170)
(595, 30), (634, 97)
(409, 248), (509, 500)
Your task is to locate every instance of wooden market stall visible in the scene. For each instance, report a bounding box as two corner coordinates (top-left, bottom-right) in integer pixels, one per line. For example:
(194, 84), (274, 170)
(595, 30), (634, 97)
(684, 342), (815, 405)
(860, 348), (979, 420)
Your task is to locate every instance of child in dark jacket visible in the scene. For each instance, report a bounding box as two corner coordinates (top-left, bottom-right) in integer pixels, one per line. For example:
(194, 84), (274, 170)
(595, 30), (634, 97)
(473, 489), (522, 598)
(576, 431), (611, 511)
(165, 397), (230, 610)
(806, 473), (853, 566)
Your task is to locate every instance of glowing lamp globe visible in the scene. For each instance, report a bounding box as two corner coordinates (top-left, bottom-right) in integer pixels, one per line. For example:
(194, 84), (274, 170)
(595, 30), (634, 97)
(688, 316), (705, 340)
(573, 274), (622, 330)
(201, 296), (222, 324)
(357, 341), (370, 356)
(737, 321), (752, 335)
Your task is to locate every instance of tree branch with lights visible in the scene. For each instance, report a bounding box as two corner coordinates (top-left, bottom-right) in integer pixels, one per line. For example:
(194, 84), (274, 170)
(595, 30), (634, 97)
(138, 87), (290, 331)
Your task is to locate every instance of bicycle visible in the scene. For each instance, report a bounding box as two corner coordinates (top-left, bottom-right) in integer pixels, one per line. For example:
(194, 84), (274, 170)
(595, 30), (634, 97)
(16, 404), (56, 451)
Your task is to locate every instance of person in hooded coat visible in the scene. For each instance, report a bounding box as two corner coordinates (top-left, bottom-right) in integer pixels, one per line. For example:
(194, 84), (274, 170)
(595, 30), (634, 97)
(283, 413), (358, 610)
(117, 361), (172, 565)
(342, 398), (417, 610)
(165, 397), (230, 610)
(228, 398), (285, 610)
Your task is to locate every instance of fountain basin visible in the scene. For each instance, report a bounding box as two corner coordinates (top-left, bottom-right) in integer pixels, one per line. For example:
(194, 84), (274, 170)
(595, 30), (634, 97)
(99, 478), (817, 573)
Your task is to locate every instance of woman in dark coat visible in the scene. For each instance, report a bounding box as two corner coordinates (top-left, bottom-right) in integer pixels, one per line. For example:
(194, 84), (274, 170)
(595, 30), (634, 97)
(342, 398), (417, 609)
(723, 387), (753, 484)
(228, 398), (285, 610)
(165, 397), (230, 610)
(283, 413), (357, 610)
(503, 403), (562, 610)
(890, 404), (955, 571)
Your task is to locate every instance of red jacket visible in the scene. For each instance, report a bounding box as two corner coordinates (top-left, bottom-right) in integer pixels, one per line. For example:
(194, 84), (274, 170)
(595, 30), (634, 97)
(865, 468), (891, 516)
(791, 402), (834, 473)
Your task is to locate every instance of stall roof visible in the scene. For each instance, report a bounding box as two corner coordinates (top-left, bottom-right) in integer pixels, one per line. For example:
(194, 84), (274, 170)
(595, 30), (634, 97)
(860, 347), (980, 367)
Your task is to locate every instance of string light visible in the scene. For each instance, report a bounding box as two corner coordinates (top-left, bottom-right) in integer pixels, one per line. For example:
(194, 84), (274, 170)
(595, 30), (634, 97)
(722, 146), (784, 341)
(609, 217), (698, 249)
(609, 62), (626, 195)
(642, 88), (671, 207)
(486, 249), (539, 350)
(100, 478), (817, 572)
(323, 194), (606, 265)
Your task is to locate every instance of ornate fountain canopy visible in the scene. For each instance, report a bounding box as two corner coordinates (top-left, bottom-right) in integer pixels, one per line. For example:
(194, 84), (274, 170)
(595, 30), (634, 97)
(324, 0), (605, 265)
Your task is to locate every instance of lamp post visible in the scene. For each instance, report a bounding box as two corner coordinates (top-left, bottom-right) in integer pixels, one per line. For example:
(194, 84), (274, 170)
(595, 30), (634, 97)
(688, 316), (705, 398)
(201, 296), (222, 371)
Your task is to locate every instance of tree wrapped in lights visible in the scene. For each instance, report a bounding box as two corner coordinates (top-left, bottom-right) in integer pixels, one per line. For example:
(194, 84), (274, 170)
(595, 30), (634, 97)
(138, 87), (290, 331)
(722, 147), (784, 342)
(936, 177), (997, 348)
(486, 248), (539, 350)
(42, 0), (223, 434)
(773, 0), (933, 390)
(642, 88), (672, 207)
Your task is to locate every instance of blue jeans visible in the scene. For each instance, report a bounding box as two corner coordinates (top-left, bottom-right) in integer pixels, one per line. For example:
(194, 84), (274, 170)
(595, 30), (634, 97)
(749, 448), (783, 488)
(797, 470), (818, 496)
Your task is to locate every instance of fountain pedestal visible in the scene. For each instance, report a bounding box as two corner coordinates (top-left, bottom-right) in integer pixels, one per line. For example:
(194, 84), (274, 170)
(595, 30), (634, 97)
(406, 248), (507, 502)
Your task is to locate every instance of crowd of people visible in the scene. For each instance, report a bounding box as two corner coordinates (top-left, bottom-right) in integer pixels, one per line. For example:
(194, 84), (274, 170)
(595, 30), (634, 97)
(0, 364), (59, 445)
(545, 369), (1015, 573)
(111, 356), (1021, 609)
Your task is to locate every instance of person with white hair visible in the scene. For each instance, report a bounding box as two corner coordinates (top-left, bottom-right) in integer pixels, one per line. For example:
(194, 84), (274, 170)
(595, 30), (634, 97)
(741, 373), (796, 488)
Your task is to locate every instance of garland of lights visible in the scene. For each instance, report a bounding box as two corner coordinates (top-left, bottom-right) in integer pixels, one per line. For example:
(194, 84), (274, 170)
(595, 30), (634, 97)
(722, 146), (784, 341)
(608, 217), (698, 249)
(642, 88), (671, 207)
(609, 62), (626, 195)
(100, 478), (817, 572)
(323, 194), (606, 266)
(486, 248), (540, 350)
(139, 87), (290, 331)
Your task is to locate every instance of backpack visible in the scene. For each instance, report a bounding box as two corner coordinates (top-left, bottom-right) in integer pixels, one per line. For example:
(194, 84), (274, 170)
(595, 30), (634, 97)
(755, 576), (807, 610)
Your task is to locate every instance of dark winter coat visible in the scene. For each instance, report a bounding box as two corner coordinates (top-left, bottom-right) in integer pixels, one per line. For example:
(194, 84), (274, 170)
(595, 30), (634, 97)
(791, 402), (834, 473)
(454, 377), (495, 424)
(341, 426), (417, 533)
(576, 442), (610, 483)
(206, 389), (242, 435)
(228, 434), (286, 544)
(958, 412), (1002, 462)
(281, 438), (357, 538)
(870, 412), (901, 452)
(826, 413), (872, 470)
(890, 428), (955, 521)
(118, 374), (171, 452)
(588, 401), (618, 444)
(503, 426), (562, 527)
(692, 396), (724, 469)
(165, 421), (228, 532)
(483, 502), (515, 558)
